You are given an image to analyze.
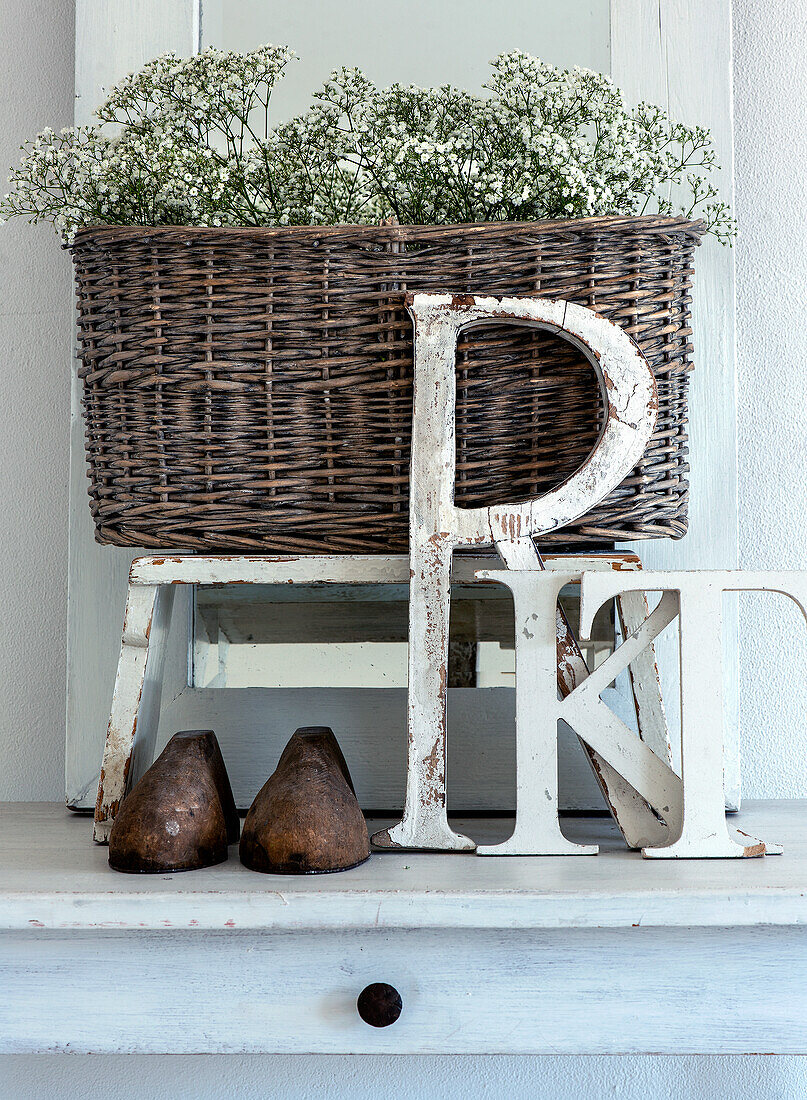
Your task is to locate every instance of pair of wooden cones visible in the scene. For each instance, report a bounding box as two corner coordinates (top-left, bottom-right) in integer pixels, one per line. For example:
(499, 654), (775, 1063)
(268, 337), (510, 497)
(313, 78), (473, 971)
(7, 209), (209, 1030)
(108, 727), (371, 875)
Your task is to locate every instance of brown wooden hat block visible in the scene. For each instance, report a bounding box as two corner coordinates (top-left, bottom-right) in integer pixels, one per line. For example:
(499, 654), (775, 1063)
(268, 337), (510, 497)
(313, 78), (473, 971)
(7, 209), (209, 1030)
(239, 726), (371, 875)
(108, 730), (239, 874)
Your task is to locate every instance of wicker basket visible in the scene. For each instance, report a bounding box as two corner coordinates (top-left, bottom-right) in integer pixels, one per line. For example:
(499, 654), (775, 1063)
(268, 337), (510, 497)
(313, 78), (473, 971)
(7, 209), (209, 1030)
(71, 216), (704, 553)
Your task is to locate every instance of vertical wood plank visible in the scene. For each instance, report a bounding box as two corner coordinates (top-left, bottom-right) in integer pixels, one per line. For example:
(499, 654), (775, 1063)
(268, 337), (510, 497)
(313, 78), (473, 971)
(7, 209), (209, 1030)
(93, 583), (175, 842)
(66, 0), (199, 808)
(611, 0), (740, 807)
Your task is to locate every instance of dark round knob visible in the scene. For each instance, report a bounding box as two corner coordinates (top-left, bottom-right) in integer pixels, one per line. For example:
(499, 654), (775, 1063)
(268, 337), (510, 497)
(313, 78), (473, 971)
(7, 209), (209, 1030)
(357, 982), (402, 1027)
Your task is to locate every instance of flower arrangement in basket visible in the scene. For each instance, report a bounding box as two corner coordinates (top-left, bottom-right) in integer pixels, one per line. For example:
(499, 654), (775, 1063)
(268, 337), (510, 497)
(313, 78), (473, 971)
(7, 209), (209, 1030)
(1, 46), (731, 553)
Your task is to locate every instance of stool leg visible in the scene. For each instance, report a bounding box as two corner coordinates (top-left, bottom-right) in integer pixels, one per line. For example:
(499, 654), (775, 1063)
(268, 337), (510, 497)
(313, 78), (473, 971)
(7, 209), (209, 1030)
(617, 589), (673, 765)
(93, 583), (174, 843)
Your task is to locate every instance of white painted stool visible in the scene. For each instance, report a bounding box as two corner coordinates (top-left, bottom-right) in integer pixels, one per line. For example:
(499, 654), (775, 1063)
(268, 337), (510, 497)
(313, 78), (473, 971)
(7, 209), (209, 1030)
(93, 552), (669, 844)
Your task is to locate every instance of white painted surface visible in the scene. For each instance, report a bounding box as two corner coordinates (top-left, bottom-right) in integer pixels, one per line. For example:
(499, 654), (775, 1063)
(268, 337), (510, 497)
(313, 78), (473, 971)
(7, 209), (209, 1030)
(64, 1), (621, 816)
(92, 582), (174, 841)
(91, 552), (667, 846)
(65, 0), (198, 811)
(63, 0), (744, 818)
(2, 1055), (803, 1100)
(111, 553), (644, 819)
(611, 0), (741, 809)
(579, 569), (807, 857)
(204, 0), (610, 121)
(7, 925), (807, 1055)
(476, 570), (677, 855)
(12, 922), (807, 1055)
(382, 294), (659, 851)
(1, 0), (807, 1091)
(5, 800), (805, 932)
(734, 0), (807, 801)
(2, 802), (807, 1055)
(0, 0), (73, 802)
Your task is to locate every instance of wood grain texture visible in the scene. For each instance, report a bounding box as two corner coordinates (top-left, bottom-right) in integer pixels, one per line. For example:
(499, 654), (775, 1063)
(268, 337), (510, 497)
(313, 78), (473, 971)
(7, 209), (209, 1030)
(611, 0), (740, 808)
(4, 925), (807, 1054)
(92, 583), (173, 841)
(66, 0), (199, 810)
(2, 801), (806, 1054)
(107, 730), (239, 872)
(0, 801), (802, 931)
(239, 726), (371, 874)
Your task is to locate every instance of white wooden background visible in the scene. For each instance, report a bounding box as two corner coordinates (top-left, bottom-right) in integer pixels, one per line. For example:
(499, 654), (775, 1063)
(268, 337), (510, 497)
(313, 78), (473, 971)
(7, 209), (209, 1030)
(66, 0), (738, 813)
(612, 0), (740, 806)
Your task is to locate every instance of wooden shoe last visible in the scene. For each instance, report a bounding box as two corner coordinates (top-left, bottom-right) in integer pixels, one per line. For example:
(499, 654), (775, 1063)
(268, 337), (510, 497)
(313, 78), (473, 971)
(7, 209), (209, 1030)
(109, 729), (239, 873)
(239, 726), (370, 874)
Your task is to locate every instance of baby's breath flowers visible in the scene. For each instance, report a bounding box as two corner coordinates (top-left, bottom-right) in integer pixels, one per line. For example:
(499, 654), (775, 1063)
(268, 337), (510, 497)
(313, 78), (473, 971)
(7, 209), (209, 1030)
(0, 45), (735, 243)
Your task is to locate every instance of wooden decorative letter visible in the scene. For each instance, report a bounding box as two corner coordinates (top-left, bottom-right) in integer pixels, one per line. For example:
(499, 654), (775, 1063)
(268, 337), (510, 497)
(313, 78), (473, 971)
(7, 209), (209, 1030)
(472, 568), (799, 859)
(372, 293), (660, 852)
(577, 571), (803, 858)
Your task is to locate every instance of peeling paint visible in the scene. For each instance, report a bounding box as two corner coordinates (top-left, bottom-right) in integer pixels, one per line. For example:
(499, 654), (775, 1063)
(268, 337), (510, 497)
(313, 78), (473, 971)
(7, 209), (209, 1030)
(373, 292), (660, 853)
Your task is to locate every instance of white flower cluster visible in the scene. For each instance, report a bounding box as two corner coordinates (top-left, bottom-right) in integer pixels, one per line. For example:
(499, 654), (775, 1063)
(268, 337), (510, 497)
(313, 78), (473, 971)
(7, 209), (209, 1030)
(0, 46), (735, 243)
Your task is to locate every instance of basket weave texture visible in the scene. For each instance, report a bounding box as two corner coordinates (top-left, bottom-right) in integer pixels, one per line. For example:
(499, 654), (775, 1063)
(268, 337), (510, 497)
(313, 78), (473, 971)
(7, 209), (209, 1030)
(71, 216), (703, 553)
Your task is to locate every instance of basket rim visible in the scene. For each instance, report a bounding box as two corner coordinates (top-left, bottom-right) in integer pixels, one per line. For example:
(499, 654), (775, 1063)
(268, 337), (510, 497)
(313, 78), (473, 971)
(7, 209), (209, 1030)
(71, 213), (706, 249)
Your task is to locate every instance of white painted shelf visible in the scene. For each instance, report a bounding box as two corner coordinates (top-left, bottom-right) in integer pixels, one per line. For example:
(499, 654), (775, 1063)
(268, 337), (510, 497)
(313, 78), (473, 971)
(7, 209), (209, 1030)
(1, 801), (804, 931)
(3, 801), (807, 1054)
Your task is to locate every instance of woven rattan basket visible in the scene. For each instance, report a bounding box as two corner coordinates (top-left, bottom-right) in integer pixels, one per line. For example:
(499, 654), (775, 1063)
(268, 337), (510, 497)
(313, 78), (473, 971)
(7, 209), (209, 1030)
(71, 215), (704, 553)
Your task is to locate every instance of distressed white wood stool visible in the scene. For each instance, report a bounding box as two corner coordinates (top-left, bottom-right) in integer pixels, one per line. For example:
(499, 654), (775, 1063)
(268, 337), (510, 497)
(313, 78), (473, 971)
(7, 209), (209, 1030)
(92, 551), (667, 843)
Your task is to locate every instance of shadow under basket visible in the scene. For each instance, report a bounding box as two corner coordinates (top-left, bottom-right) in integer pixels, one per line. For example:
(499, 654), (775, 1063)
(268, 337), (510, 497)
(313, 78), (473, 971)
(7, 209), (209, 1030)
(71, 215), (704, 554)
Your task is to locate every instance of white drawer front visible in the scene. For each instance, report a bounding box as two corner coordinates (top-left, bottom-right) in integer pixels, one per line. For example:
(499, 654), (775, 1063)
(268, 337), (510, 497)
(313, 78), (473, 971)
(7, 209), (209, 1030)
(4, 926), (807, 1054)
